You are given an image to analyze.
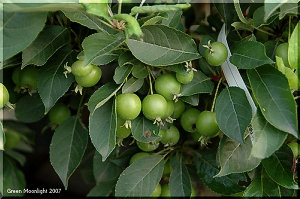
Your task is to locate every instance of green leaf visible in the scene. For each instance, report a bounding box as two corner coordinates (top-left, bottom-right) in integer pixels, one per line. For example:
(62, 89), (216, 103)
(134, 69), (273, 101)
(243, 167), (281, 197)
(194, 149), (246, 195)
(62, 10), (115, 34)
(280, 186), (297, 197)
(127, 25), (200, 66)
(5, 150), (26, 167)
(215, 87), (252, 144)
(115, 155), (164, 197)
(4, 3), (84, 12)
(180, 94), (199, 106)
(82, 32), (124, 66)
(231, 22), (254, 32)
(118, 51), (139, 67)
(37, 45), (76, 113)
(109, 146), (139, 168)
(15, 94), (45, 123)
(247, 65), (298, 138)
(253, 6), (278, 28)
(81, 1), (109, 20)
(80, 156), (95, 185)
(87, 82), (122, 113)
(229, 40), (274, 69)
(122, 77), (144, 94)
(2, 121), (35, 145)
(214, 1), (237, 34)
(132, 63), (148, 79)
(288, 21), (299, 69)
(264, 40), (277, 59)
(1, 54), (22, 70)
(251, 109), (287, 159)
(279, 3), (299, 19)
(49, 116), (88, 189)
(84, 51), (120, 66)
(2, 10), (47, 60)
(89, 99), (116, 161)
(169, 153), (191, 197)
(92, 53), (119, 66)
(181, 71), (214, 96)
(3, 156), (26, 197)
(262, 145), (298, 189)
(161, 10), (184, 30)
(264, 0), (289, 20)
(93, 152), (122, 184)
(131, 116), (160, 143)
(113, 65), (133, 84)
(216, 135), (261, 177)
(217, 24), (257, 115)
(87, 181), (116, 197)
(142, 16), (166, 26)
(167, 63), (186, 74)
(22, 25), (71, 68)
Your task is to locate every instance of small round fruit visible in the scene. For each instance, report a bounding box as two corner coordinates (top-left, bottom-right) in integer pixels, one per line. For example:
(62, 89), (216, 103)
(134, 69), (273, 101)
(173, 100), (185, 119)
(0, 83), (9, 108)
(142, 94), (167, 120)
(288, 142), (299, 158)
(196, 111), (220, 137)
(204, 42), (228, 66)
(163, 160), (172, 176)
(284, 67), (298, 90)
(129, 152), (150, 164)
(162, 100), (174, 119)
(116, 93), (141, 120)
(276, 43), (290, 68)
(75, 66), (102, 87)
(176, 70), (194, 84)
(4, 129), (20, 149)
(137, 141), (159, 152)
(159, 126), (180, 146)
(160, 184), (171, 197)
(155, 73), (182, 100)
(116, 117), (131, 139)
(71, 60), (94, 77)
(12, 67), (21, 85)
(49, 104), (71, 125)
(151, 184), (162, 197)
(180, 108), (200, 133)
(19, 66), (39, 90)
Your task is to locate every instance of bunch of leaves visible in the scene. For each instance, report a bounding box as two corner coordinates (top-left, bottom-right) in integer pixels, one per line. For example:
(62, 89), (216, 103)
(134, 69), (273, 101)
(1, 0), (299, 197)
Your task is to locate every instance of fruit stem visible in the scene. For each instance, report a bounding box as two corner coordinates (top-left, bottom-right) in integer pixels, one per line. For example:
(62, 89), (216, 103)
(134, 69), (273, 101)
(96, 18), (114, 29)
(147, 66), (154, 95)
(203, 60), (217, 76)
(254, 27), (277, 37)
(211, 77), (222, 112)
(135, 0), (146, 19)
(118, 0), (122, 14)
(155, 147), (173, 156)
(76, 90), (85, 118)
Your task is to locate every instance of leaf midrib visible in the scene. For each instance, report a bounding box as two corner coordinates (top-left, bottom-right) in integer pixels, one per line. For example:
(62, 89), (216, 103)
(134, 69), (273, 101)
(24, 28), (68, 65)
(125, 156), (163, 197)
(44, 50), (73, 111)
(253, 68), (295, 135)
(128, 39), (199, 55)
